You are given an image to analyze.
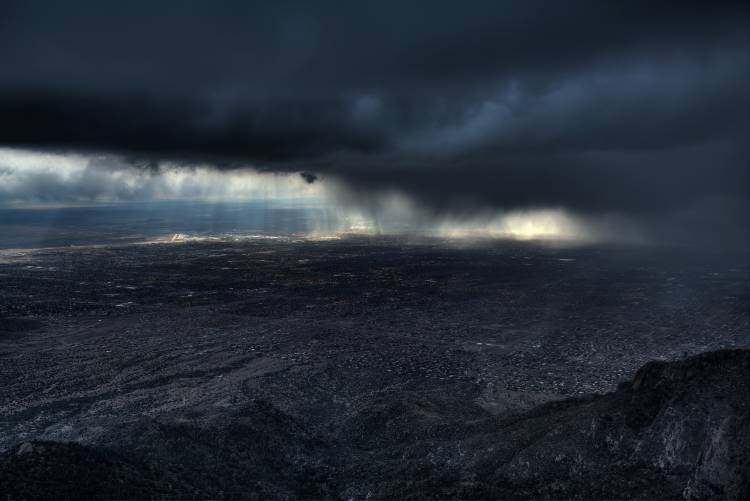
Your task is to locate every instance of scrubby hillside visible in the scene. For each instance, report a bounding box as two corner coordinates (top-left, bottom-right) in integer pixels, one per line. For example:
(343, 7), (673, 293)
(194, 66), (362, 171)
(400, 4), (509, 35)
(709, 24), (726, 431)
(2, 350), (747, 500)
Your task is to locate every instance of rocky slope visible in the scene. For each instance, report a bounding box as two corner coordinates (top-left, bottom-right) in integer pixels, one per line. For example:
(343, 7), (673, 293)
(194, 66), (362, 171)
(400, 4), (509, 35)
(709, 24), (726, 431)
(2, 349), (747, 500)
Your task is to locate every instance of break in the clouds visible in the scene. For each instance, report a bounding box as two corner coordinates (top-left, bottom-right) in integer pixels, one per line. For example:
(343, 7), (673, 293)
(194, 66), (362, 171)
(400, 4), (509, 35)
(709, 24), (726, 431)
(0, 0), (748, 244)
(0, 148), (324, 205)
(1, 147), (641, 244)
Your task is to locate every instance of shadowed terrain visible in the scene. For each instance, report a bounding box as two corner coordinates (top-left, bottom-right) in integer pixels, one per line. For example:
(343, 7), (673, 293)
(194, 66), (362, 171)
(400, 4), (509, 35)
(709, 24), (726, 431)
(2, 350), (747, 499)
(1, 237), (748, 499)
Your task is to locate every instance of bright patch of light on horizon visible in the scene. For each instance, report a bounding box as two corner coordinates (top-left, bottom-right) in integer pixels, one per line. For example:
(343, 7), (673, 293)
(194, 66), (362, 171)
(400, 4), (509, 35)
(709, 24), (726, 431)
(313, 192), (599, 242)
(434, 210), (591, 241)
(0, 147), (634, 243)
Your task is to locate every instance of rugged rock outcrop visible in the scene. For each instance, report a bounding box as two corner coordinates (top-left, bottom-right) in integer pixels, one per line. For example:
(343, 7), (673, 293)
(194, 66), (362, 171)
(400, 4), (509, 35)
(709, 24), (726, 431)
(1, 350), (747, 500)
(464, 349), (750, 500)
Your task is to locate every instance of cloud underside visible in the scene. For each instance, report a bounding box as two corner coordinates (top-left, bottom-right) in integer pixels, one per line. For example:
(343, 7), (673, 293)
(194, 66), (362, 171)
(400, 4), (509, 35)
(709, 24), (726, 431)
(0, 0), (748, 241)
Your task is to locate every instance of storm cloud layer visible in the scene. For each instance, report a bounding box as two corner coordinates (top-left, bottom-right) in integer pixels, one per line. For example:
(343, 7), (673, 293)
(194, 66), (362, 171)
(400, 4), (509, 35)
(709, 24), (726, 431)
(0, 0), (748, 242)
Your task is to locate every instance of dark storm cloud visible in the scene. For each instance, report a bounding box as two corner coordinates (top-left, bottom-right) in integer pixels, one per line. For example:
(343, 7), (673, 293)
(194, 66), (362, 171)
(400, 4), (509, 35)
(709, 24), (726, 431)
(300, 172), (318, 184)
(0, 92), (384, 163)
(0, 0), (745, 93)
(0, 0), (748, 233)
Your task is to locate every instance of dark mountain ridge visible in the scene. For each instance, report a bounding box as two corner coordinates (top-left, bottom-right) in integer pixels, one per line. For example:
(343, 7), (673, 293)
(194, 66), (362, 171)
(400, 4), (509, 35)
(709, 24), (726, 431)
(2, 349), (747, 500)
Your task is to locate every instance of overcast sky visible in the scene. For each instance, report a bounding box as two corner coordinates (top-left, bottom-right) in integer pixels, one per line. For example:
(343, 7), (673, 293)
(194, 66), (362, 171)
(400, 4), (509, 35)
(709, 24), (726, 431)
(0, 0), (748, 245)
